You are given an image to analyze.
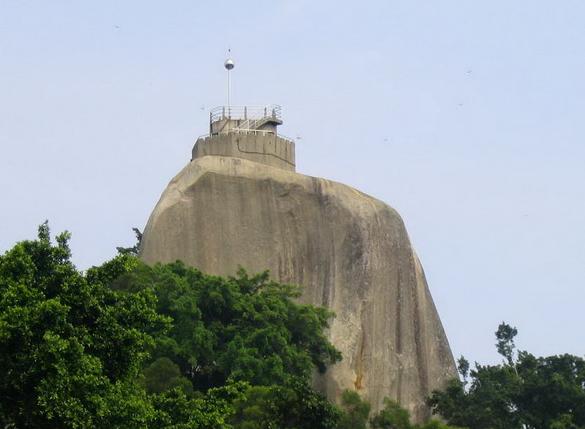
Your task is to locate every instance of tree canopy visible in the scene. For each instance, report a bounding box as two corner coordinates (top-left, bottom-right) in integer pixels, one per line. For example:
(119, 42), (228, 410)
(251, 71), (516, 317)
(0, 224), (341, 428)
(119, 261), (341, 392)
(429, 323), (585, 429)
(0, 222), (167, 427)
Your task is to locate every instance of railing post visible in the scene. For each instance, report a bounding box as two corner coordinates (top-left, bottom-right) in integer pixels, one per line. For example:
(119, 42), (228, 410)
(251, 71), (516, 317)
(222, 107), (225, 119)
(244, 106), (247, 120)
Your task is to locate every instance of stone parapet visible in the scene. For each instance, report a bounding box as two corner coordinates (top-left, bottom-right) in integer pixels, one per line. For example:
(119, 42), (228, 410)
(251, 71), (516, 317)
(192, 132), (295, 171)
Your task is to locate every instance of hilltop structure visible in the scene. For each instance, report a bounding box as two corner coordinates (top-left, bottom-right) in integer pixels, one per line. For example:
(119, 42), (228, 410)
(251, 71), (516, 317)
(140, 100), (457, 421)
(192, 105), (295, 171)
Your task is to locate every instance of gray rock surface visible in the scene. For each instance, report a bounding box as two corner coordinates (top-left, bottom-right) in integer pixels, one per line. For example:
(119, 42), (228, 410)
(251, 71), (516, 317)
(140, 155), (457, 421)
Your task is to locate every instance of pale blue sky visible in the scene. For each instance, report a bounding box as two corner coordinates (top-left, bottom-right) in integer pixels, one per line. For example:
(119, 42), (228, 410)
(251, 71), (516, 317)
(1, 0), (584, 365)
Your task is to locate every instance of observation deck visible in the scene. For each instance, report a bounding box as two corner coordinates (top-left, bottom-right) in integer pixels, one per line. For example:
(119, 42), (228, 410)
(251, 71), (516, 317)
(209, 105), (283, 135)
(192, 105), (296, 171)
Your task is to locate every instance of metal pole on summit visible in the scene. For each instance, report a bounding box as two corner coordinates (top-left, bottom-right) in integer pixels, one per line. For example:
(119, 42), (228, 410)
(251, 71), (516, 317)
(224, 50), (234, 117)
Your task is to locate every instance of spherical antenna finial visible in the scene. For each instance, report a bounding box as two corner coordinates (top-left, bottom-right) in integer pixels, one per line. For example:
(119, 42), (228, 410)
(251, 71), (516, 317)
(224, 58), (234, 70)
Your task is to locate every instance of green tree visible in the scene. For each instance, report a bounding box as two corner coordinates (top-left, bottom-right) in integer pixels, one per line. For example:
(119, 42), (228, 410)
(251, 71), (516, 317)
(429, 323), (585, 429)
(116, 227), (143, 256)
(457, 356), (470, 383)
(0, 224), (344, 428)
(495, 322), (518, 366)
(0, 223), (167, 428)
(369, 397), (462, 429)
(143, 357), (193, 395)
(151, 381), (248, 429)
(338, 390), (371, 429)
(117, 262), (343, 428)
(230, 379), (340, 429)
(115, 262), (341, 392)
(370, 398), (412, 429)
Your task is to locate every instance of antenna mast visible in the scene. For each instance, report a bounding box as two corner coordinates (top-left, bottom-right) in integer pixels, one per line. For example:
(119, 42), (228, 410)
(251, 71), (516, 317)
(224, 51), (235, 115)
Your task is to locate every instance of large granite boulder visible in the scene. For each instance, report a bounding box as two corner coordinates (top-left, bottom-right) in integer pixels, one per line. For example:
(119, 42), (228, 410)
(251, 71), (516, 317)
(140, 155), (456, 421)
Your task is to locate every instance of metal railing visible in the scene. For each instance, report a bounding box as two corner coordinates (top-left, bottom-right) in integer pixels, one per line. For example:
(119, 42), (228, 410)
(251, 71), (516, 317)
(210, 105), (282, 124)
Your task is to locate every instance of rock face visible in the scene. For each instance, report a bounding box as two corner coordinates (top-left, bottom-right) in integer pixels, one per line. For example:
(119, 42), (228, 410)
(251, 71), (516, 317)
(140, 155), (456, 421)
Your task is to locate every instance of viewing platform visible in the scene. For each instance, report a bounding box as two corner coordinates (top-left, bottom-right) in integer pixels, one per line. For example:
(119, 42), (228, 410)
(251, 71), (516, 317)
(209, 105), (284, 136)
(192, 104), (296, 171)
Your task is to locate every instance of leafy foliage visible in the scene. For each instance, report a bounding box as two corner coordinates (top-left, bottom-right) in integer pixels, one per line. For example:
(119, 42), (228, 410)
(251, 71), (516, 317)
(369, 398), (462, 429)
(117, 262), (342, 392)
(429, 323), (585, 429)
(338, 390), (371, 429)
(116, 227), (143, 256)
(150, 381), (248, 429)
(495, 322), (518, 366)
(0, 223), (343, 428)
(123, 261), (342, 428)
(143, 357), (193, 395)
(0, 222), (167, 427)
(231, 379), (341, 429)
(371, 398), (412, 429)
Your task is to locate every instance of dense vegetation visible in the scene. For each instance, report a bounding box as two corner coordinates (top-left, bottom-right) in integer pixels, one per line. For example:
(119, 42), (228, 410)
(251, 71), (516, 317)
(429, 324), (585, 429)
(1, 224), (583, 428)
(0, 224), (342, 428)
(337, 390), (460, 429)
